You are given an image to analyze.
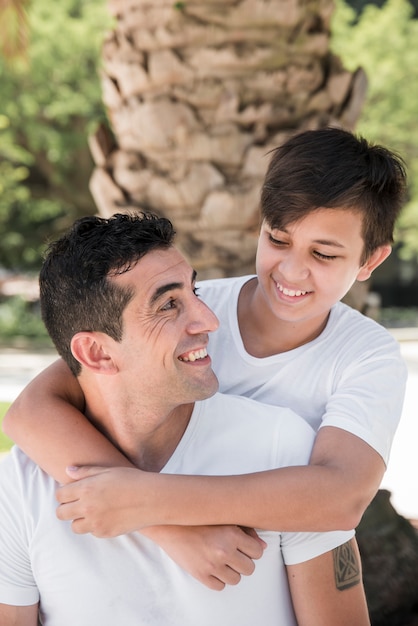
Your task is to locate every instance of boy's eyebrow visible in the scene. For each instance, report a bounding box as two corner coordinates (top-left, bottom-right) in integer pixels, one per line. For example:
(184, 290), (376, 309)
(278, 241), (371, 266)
(150, 269), (197, 304)
(274, 225), (347, 249)
(313, 239), (346, 248)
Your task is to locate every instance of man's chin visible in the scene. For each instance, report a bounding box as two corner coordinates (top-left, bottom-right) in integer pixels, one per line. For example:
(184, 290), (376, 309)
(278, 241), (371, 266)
(195, 377), (219, 401)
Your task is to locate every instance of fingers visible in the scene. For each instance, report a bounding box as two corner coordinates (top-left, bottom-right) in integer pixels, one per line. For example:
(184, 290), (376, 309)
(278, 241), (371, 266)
(241, 526), (268, 548)
(200, 567), (243, 591)
(228, 549), (256, 577)
(207, 577), (227, 591)
(56, 484), (78, 506)
(56, 478), (95, 530)
(237, 526), (266, 560)
(71, 517), (98, 536)
(208, 566), (242, 590)
(57, 503), (110, 537)
(203, 526), (265, 587)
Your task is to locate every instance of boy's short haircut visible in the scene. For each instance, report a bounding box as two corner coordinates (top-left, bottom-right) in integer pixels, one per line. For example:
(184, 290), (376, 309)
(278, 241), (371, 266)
(261, 127), (407, 262)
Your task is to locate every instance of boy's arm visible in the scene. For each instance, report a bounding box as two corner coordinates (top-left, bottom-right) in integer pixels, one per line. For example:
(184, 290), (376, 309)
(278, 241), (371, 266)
(0, 603), (39, 626)
(286, 538), (370, 626)
(55, 426), (385, 534)
(3, 362), (385, 533)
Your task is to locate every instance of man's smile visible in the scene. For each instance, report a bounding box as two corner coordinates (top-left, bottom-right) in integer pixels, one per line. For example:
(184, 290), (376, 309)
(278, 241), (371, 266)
(178, 348), (209, 362)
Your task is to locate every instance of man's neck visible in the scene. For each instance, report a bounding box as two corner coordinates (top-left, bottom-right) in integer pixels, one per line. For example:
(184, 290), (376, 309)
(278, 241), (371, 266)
(84, 393), (195, 472)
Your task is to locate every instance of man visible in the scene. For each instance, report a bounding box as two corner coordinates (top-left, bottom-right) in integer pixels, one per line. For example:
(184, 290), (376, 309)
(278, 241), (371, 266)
(0, 213), (370, 625)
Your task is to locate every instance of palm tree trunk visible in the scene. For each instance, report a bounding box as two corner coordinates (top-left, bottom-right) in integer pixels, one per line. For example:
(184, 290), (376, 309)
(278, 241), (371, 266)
(90, 0), (367, 278)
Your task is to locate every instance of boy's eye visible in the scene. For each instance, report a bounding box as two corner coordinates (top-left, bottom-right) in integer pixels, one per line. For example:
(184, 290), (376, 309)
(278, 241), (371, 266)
(314, 251), (337, 261)
(268, 234), (287, 246)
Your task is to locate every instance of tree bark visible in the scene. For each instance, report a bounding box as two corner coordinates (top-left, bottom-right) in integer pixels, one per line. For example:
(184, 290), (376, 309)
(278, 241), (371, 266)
(90, 0), (367, 278)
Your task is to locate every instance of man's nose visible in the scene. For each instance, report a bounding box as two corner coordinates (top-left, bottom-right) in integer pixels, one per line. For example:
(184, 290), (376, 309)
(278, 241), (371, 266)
(188, 298), (219, 333)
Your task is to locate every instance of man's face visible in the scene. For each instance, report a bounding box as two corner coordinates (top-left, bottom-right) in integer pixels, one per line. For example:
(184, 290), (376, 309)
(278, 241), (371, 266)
(255, 207), (389, 333)
(109, 246), (220, 413)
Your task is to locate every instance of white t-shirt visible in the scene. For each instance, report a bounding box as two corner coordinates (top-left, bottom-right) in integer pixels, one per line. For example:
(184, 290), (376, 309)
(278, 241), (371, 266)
(0, 393), (353, 626)
(199, 275), (407, 464)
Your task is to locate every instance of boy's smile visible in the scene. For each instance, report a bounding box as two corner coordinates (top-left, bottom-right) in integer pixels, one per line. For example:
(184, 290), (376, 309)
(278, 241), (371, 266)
(240, 207), (390, 355)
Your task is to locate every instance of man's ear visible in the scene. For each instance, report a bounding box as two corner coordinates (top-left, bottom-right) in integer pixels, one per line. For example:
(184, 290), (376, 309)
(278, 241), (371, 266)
(357, 245), (392, 282)
(70, 332), (118, 374)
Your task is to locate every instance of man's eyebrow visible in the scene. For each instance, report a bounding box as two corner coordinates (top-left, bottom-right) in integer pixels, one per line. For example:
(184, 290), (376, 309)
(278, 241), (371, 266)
(150, 269), (197, 304)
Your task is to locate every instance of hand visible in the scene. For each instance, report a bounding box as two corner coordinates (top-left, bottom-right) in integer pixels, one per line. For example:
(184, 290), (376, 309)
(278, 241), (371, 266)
(56, 465), (153, 536)
(56, 466), (266, 591)
(142, 525), (267, 591)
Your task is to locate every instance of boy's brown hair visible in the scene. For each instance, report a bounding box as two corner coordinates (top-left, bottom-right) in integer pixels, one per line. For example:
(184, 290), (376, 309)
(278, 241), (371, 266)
(261, 127), (407, 263)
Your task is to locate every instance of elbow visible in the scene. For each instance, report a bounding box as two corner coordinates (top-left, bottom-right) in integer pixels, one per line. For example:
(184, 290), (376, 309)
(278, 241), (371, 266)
(338, 511), (363, 531)
(333, 494), (374, 530)
(2, 400), (20, 439)
(2, 412), (12, 438)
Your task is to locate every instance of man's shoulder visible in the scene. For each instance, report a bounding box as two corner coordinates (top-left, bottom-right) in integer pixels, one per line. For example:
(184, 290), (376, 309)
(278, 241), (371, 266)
(0, 446), (54, 491)
(202, 393), (315, 440)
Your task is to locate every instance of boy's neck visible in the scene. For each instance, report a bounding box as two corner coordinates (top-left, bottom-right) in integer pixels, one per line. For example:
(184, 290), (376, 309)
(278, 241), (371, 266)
(237, 278), (330, 357)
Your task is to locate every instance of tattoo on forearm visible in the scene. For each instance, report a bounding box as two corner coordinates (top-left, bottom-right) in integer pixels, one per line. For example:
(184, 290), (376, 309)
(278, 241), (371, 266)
(333, 541), (361, 591)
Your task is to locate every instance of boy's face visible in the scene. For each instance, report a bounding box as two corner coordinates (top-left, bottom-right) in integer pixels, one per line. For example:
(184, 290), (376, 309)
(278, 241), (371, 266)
(255, 208), (390, 332)
(108, 246), (220, 414)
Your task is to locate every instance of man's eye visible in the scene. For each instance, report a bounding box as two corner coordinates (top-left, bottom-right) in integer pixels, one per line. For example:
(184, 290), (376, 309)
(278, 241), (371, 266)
(193, 286), (200, 297)
(314, 251), (337, 261)
(160, 299), (177, 311)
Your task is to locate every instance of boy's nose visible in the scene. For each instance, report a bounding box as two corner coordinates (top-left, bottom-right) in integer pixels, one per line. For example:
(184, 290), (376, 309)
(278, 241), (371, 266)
(278, 251), (309, 282)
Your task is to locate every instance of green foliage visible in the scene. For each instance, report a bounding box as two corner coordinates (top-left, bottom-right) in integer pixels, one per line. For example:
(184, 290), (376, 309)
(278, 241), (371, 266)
(0, 296), (52, 348)
(331, 0), (418, 260)
(0, 403), (13, 453)
(0, 0), (112, 271)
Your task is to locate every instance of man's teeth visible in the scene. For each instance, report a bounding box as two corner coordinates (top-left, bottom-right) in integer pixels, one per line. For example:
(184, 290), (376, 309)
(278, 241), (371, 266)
(180, 348), (208, 362)
(277, 284), (308, 297)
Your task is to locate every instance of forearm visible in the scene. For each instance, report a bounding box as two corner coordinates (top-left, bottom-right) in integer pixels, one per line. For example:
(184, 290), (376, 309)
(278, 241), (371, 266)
(63, 462), (364, 532)
(135, 428), (384, 532)
(138, 464), (356, 532)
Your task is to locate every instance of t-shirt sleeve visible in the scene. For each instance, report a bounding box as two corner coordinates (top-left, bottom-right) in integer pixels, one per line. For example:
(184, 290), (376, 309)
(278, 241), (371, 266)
(0, 450), (40, 606)
(320, 341), (407, 465)
(280, 528), (355, 565)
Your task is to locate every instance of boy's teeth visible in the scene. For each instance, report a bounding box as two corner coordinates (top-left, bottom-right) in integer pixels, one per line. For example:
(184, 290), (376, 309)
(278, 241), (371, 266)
(277, 284), (307, 297)
(180, 348), (207, 362)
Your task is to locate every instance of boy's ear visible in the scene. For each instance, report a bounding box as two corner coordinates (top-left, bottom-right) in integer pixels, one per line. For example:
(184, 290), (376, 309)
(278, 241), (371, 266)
(70, 332), (118, 374)
(357, 245), (392, 282)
